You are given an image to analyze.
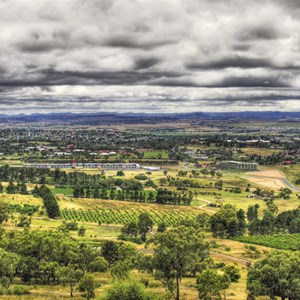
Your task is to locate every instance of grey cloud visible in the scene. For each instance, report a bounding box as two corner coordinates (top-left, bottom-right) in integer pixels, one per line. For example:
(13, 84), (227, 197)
(237, 26), (282, 41)
(104, 35), (174, 50)
(134, 57), (161, 70)
(186, 56), (273, 70)
(217, 75), (291, 88)
(0, 69), (182, 87)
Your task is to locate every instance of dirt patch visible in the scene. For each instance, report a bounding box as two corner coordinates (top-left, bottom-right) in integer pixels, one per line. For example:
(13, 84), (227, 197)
(246, 170), (285, 178)
(245, 177), (286, 189)
(244, 169), (287, 189)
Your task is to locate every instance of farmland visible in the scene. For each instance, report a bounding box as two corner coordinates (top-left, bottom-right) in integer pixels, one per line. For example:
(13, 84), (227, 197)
(0, 118), (298, 300)
(235, 234), (300, 250)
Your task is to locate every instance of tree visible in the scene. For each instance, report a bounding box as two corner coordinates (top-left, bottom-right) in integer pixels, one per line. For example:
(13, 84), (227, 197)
(121, 222), (139, 238)
(78, 226), (86, 237)
(101, 241), (119, 266)
(237, 209), (246, 236)
(138, 213), (153, 242)
(0, 276), (10, 295)
(0, 248), (20, 281)
(6, 178), (15, 194)
(57, 266), (83, 297)
(209, 205), (241, 238)
(87, 257), (109, 273)
(197, 269), (231, 300)
(247, 204), (259, 222)
(116, 170), (125, 176)
(38, 186), (60, 218)
(110, 261), (130, 280)
(78, 274), (97, 300)
(216, 172), (222, 179)
(157, 222), (167, 233)
(149, 226), (209, 300)
(0, 201), (9, 225)
(200, 169), (209, 178)
(159, 178), (167, 186)
(247, 250), (300, 300)
(196, 213), (209, 229)
(214, 180), (223, 190)
(223, 264), (241, 282)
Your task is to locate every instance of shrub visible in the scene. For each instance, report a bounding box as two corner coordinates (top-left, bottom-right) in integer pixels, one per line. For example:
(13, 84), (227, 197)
(223, 264), (241, 282)
(88, 257), (109, 273)
(104, 281), (161, 300)
(11, 285), (30, 295)
(134, 174), (148, 181)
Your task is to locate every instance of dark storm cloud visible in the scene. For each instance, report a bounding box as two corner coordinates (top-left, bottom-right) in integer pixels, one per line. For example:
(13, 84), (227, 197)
(237, 26), (282, 41)
(0, 69), (182, 87)
(104, 36), (173, 50)
(134, 57), (161, 70)
(217, 76), (291, 88)
(0, 0), (299, 113)
(186, 56), (273, 70)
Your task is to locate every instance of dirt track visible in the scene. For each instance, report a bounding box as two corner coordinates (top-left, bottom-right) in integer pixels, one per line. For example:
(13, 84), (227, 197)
(211, 252), (252, 266)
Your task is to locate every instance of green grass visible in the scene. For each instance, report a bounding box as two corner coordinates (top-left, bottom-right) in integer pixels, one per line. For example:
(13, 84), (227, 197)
(235, 234), (300, 250)
(143, 150), (169, 159)
(52, 187), (74, 196)
(280, 164), (300, 187)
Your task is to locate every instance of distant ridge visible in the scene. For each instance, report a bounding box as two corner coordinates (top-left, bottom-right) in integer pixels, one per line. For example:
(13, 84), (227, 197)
(0, 111), (299, 125)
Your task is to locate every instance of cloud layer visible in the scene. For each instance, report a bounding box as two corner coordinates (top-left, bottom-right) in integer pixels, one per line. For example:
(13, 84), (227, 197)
(0, 0), (300, 113)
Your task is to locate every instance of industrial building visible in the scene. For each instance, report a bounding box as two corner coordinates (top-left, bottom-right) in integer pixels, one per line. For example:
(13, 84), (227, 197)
(216, 161), (258, 170)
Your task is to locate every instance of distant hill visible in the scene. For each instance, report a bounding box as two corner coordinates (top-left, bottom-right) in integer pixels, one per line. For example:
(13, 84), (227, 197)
(0, 111), (299, 125)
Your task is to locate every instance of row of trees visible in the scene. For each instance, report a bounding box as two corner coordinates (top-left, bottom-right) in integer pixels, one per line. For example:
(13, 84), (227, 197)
(208, 204), (300, 238)
(33, 185), (60, 219)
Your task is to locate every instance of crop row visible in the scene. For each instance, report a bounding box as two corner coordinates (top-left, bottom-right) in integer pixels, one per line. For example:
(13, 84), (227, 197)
(235, 234), (300, 250)
(61, 207), (197, 226)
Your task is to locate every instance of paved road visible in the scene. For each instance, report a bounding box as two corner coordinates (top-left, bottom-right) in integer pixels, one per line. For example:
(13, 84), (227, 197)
(244, 174), (300, 192)
(281, 179), (300, 192)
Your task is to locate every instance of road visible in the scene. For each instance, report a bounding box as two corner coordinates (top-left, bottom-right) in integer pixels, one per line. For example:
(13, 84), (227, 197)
(281, 179), (300, 192)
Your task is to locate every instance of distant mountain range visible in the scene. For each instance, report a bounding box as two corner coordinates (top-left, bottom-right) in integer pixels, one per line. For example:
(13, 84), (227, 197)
(0, 111), (299, 125)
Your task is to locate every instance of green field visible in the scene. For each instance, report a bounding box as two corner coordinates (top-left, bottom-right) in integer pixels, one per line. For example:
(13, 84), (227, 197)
(143, 150), (169, 159)
(235, 234), (300, 250)
(52, 187), (74, 195)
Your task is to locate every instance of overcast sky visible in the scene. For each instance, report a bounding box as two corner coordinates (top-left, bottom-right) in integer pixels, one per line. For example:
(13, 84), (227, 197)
(1, 0), (300, 114)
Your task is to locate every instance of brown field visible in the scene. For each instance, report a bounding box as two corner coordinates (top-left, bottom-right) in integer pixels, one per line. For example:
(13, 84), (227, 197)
(245, 177), (286, 189)
(244, 169), (286, 190)
(247, 170), (285, 178)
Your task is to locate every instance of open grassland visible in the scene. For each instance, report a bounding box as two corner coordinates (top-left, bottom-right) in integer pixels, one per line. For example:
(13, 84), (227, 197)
(143, 150), (169, 159)
(280, 164), (300, 187)
(0, 268), (250, 300)
(235, 234), (300, 250)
